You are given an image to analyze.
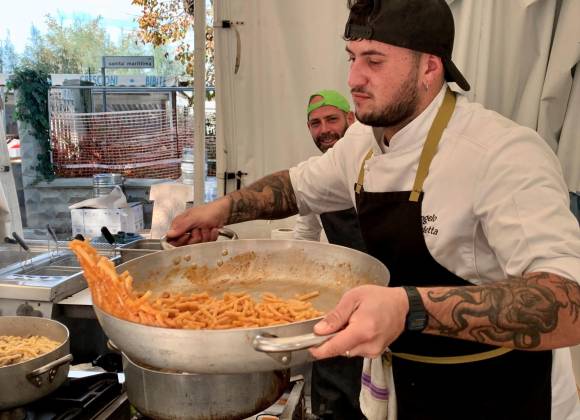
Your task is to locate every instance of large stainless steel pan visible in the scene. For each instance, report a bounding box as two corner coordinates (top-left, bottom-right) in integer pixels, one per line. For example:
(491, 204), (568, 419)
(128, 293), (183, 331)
(95, 239), (389, 374)
(0, 316), (73, 410)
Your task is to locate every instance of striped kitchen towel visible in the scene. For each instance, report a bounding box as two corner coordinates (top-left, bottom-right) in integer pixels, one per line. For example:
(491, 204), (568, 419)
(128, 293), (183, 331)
(360, 352), (397, 420)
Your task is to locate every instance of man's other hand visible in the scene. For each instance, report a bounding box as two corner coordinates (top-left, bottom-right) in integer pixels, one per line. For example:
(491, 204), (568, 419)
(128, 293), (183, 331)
(165, 198), (230, 246)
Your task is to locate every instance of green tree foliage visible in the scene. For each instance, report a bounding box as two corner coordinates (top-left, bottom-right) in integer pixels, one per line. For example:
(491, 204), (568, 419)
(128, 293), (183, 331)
(132, 0), (215, 96)
(19, 14), (184, 77)
(21, 26), (47, 71)
(7, 68), (53, 181)
(0, 31), (19, 73)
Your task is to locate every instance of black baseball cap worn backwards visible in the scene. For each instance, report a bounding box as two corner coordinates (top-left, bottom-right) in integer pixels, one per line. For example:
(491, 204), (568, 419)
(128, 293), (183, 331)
(344, 0), (470, 91)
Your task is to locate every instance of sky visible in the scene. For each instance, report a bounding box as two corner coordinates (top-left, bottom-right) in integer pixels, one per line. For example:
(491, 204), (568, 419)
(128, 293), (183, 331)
(0, 0), (142, 53)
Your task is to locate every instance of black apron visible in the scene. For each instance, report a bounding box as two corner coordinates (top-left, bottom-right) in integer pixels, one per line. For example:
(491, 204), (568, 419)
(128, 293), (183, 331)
(312, 208), (366, 419)
(354, 89), (552, 420)
(320, 207), (367, 252)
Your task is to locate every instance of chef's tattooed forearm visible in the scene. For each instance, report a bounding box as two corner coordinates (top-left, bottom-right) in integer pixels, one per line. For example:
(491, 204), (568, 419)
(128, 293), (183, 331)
(423, 272), (580, 349)
(226, 170), (298, 224)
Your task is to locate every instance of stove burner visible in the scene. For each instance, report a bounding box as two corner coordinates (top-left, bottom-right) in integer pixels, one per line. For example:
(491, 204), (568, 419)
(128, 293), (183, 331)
(0, 373), (125, 420)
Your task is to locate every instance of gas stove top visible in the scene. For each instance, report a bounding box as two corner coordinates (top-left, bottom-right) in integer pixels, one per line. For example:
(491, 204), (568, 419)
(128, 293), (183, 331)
(0, 373), (129, 420)
(0, 373), (305, 420)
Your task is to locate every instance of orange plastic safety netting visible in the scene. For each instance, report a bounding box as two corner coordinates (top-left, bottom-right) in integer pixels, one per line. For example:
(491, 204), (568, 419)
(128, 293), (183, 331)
(50, 107), (195, 179)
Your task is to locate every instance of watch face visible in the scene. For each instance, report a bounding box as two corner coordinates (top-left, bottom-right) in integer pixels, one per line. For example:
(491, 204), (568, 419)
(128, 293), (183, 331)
(407, 313), (428, 331)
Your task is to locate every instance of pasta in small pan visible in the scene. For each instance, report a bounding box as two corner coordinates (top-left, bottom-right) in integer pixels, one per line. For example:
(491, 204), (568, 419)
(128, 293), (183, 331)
(0, 335), (61, 367)
(69, 240), (323, 330)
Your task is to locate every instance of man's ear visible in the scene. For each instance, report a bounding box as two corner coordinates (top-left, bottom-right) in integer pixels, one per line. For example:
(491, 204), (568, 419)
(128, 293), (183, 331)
(347, 111), (355, 126)
(421, 54), (444, 90)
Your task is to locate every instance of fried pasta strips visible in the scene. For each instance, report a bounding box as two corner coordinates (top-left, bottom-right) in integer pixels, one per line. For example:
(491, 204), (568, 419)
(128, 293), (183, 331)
(69, 240), (323, 329)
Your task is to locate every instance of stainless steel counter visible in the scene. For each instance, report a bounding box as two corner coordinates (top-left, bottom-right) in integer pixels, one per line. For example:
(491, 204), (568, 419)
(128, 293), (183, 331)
(0, 241), (117, 317)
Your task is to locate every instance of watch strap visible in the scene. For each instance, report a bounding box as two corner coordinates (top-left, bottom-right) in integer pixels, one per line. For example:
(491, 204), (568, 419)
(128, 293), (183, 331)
(402, 286), (428, 332)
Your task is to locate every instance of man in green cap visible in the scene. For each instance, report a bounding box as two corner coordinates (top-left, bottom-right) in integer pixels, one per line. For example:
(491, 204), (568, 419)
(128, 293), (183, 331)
(296, 90), (366, 419)
(294, 90), (360, 243)
(306, 89), (355, 153)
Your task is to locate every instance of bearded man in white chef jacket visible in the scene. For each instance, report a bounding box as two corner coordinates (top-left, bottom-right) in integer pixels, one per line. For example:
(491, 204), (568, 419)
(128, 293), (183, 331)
(166, 0), (580, 419)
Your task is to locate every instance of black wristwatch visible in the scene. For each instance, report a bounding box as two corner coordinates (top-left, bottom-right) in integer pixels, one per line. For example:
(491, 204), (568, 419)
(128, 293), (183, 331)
(402, 286), (428, 332)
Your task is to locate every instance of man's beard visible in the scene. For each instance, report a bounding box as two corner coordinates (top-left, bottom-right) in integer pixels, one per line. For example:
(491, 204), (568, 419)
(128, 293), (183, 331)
(315, 131), (344, 153)
(354, 68), (420, 128)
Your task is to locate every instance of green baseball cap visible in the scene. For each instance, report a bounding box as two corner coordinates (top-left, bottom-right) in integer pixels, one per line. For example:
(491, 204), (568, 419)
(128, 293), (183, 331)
(307, 90), (351, 117)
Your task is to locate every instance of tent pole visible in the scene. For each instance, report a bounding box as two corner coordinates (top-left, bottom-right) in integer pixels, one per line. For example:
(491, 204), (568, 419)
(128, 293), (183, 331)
(194, 0), (206, 205)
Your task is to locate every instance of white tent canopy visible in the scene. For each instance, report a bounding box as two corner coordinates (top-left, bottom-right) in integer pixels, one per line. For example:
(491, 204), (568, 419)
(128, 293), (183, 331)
(214, 0), (350, 192)
(214, 0), (579, 192)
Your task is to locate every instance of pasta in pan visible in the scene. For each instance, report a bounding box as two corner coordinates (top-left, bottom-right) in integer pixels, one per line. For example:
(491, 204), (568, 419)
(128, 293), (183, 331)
(69, 240), (323, 329)
(0, 335), (61, 367)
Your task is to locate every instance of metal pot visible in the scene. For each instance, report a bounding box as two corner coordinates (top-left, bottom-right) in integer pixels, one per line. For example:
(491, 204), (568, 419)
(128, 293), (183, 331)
(92, 173), (124, 198)
(122, 352), (289, 420)
(95, 239), (390, 374)
(0, 316), (73, 410)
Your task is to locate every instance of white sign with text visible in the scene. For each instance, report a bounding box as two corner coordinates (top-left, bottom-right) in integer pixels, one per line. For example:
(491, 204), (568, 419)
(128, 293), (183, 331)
(102, 56), (154, 69)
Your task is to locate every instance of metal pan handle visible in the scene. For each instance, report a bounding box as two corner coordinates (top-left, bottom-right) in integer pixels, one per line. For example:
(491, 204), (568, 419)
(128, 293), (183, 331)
(11, 232), (30, 251)
(160, 227), (239, 250)
(46, 224), (59, 244)
(217, 227), (239, 240)
(101, 226), (116, 245)
(252, 332), (337, 353)
(26, 354), (73, 387)
(107, 340), (120, 353)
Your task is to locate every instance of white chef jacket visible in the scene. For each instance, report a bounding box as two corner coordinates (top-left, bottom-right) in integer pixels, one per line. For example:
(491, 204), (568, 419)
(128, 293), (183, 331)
(292, 156), (328, 243)
(293, 214), (330, 243)
(293, 213), (322, 241)
(289, 85), (580, 419)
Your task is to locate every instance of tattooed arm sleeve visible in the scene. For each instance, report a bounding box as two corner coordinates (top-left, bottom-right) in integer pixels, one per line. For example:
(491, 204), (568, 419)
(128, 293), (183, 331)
(226, 170), (299, 224)
(419, 272), (580, 350)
